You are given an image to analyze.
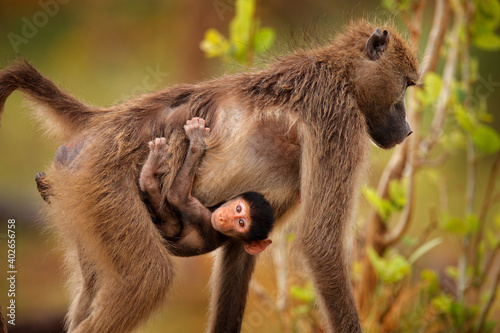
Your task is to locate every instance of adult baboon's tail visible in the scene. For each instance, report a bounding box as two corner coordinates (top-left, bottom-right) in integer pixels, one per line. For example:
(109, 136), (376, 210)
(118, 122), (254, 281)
(0, 59), (97, 136)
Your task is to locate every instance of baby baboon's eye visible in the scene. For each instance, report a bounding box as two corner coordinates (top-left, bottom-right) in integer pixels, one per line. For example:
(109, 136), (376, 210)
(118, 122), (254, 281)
(239, 219), (245, 227)
(236, 204), (242, 213)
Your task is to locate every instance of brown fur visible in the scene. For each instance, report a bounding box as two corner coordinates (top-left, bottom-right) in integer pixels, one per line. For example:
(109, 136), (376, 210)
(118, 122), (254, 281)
(0, 306), (6, 333)
(0, 20), (418, 333)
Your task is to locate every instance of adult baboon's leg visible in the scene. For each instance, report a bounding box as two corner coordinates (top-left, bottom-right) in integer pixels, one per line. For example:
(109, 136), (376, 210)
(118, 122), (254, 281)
(207, 239), (257, 333)
(65, 245), (98, 331)
(50, 167), (176, 333)
(293, 129), (364, 333)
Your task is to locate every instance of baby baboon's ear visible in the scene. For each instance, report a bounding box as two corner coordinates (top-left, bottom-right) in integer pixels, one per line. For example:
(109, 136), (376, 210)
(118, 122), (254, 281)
(365, 28), (390, 60)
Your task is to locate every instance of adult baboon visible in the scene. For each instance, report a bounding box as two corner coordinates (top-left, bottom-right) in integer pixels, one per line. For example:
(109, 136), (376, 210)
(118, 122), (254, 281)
(0, 22), (418, 333)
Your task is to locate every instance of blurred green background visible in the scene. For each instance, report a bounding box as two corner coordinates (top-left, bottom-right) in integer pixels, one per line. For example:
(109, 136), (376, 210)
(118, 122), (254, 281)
(0, 0), (499, 332)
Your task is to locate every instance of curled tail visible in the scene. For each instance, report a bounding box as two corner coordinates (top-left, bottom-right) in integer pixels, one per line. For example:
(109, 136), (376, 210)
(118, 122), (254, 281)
(0, 59), (97, 137)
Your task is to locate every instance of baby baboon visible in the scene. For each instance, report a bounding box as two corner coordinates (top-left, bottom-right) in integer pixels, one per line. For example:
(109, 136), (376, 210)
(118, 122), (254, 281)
(140, 117), (274, 256)
(0, 21), (418, 333)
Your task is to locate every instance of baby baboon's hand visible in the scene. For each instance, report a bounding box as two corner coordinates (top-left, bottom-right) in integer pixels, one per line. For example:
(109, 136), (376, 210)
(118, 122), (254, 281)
(184, 117), (210, 148)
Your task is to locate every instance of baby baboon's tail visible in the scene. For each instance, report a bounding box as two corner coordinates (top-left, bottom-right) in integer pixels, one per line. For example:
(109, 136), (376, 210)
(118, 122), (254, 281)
(0, 59), (97, 136)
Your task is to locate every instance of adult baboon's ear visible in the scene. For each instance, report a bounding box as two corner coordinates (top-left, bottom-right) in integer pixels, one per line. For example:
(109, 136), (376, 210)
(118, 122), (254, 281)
(366, 28), (390, 60)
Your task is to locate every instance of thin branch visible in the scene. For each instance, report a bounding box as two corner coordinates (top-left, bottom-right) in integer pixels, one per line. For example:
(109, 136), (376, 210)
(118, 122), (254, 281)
(479, 243), (500, 289)
(410, 0), (426, 47)
(419, 152), (449, 167)
(379, 281), (406, 325)
(420, 6), (462, 155)
(380, 156), (416, 247)
(476, 151), (500, 242)
(377, 0), (450, 249)
(475, 257), (500, 332)
(272, 235), (288, 312)
(420, 0), (450, 76)
(407, 207), (439, 256)
(361, 143), (410, 255)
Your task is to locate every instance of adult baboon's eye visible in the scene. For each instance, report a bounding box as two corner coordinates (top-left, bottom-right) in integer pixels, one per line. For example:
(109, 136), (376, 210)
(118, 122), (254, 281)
(236, 205), (242, 213)
(239, 219), (245, 227)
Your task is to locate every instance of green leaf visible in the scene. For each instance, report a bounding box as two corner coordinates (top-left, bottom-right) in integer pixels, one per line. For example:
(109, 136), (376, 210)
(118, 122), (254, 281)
(352, 261), (362, 279)
(388, 179), (406, 209)
(362, 186), (393, 221)
(473, 30), (500, 50)
(454, 105), (476, 133)
(367, 247), (411, 284)
(200, 29), (230, 58)
(381, 0), (397, 11)
(402, 235), (418, 247)
(230, 0), (255, 44)
(465, 215), (480, 233)
(416, 72), (442, 106)
(398, 0), (412, 11)
(228, 0), (256, 63)
(441, 130), (466, 151)
(449, 301), (466, 326)
(495, 214), (500, 229)
(443, 217), (468, 235)
(474, 0), (500, 31)
(486, 230), (499, 248)
(293, 304), (313, 316)
(432, 294), (453, 314)
(421, 269), (440, 295)
(290, 283), (315, 303)
(445, 266), (459, 280)
(442, 215), (480, 235)
(471, 124), (500, 154)
(478, 113), (494, 123)
(254, 27), (275, 53)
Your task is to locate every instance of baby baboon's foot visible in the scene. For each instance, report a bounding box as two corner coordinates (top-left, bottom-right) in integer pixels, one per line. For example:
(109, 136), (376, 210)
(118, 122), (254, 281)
(145, 137), (170, 174)
(184, 117), (210, 146)
(148, 137), (168, 157)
